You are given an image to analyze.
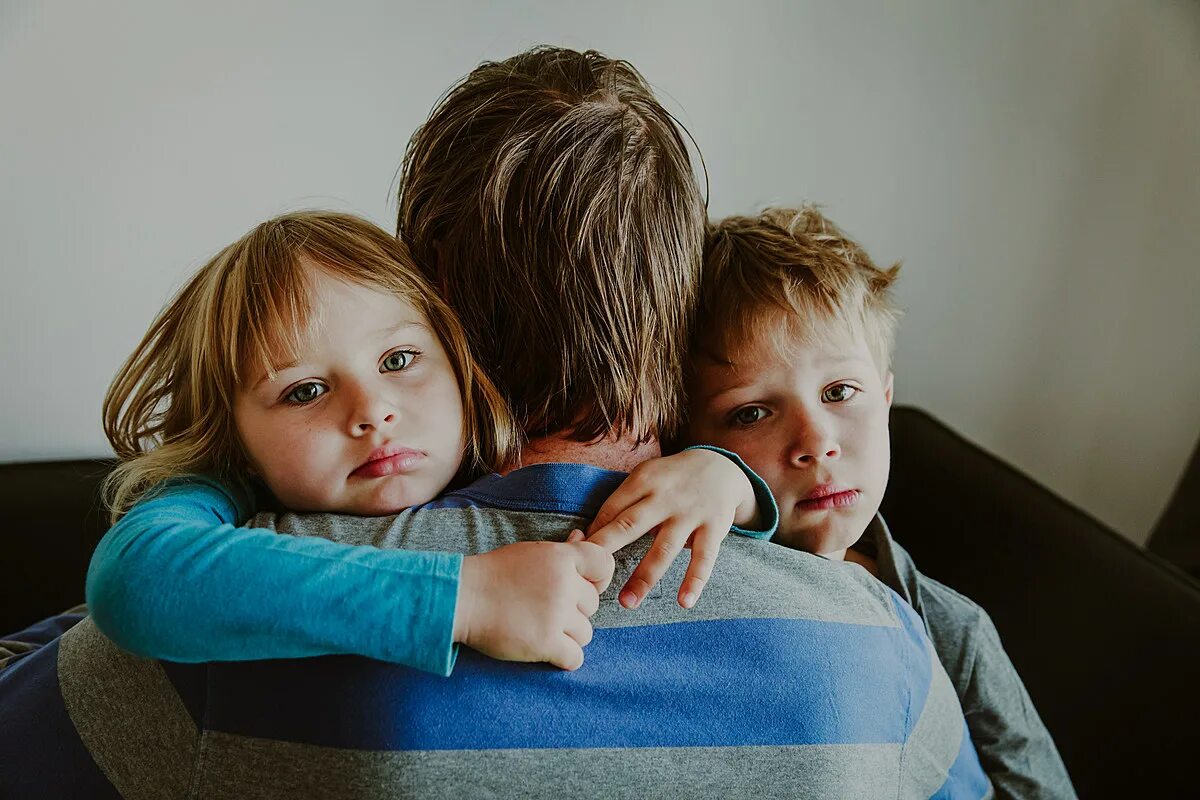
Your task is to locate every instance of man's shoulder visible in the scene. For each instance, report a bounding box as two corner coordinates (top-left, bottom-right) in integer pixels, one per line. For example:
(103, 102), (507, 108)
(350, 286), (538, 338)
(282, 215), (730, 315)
(0, 614), (193, 797)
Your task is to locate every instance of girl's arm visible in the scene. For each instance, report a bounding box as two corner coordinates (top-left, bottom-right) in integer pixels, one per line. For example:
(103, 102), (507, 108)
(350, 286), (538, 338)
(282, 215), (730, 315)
(86, 477), (463, 674)
(88, 477), (614, 675)
(87, 448), (770, 675)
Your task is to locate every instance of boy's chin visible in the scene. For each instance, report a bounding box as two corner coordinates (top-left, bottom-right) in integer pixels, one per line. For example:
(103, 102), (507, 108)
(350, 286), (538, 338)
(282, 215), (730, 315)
(775, 517), (865, 557)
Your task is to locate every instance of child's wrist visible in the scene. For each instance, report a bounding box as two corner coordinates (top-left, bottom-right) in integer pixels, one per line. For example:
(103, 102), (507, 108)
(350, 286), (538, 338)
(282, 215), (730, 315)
(453, 554), (479, 644)
(683, 444), (780, 540)
(733, 481), (761, 529)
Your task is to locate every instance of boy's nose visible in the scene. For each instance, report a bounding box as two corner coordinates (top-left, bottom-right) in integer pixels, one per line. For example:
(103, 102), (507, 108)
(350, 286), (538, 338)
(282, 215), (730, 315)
(787, 421), (840, 466)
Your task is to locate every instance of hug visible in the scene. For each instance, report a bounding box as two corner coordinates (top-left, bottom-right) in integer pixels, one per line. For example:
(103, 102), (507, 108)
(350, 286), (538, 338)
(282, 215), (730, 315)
(0, 47), (1074, 798)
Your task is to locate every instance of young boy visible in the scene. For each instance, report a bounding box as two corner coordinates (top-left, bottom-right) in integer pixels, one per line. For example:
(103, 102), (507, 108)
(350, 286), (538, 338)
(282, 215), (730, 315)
(685, 206), (1077, 800)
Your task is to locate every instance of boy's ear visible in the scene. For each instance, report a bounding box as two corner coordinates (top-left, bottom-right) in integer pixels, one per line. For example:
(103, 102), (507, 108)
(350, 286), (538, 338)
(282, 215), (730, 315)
(883, 371), (894, 407)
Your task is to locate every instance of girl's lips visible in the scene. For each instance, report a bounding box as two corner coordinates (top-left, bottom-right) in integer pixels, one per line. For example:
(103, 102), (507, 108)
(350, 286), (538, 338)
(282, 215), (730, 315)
(795, 489), (860, 512)
(351, 449), (425, 479)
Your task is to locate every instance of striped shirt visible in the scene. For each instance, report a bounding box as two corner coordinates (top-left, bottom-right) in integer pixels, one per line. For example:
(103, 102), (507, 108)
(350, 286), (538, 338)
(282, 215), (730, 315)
(0, 463), (990, 799)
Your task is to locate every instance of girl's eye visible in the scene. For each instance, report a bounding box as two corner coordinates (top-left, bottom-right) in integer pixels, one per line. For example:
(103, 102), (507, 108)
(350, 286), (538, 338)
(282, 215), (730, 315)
(823, 384), (859, 403)
(731, 406), (769, 427)
(381, 350), (416, 373)
(285, 382), (327, 405)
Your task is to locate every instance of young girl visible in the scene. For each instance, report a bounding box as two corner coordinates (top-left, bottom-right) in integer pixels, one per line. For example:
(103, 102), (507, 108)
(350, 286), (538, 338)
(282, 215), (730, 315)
(88, 211), (773, 675)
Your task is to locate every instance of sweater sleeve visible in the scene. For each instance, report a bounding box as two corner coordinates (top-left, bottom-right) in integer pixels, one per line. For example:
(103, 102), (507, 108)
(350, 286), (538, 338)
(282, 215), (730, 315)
(85, 478), (462, 676)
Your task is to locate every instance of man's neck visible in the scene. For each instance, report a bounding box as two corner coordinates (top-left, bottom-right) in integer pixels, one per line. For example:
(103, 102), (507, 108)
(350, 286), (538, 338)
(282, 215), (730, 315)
(501, 429), (661, 475)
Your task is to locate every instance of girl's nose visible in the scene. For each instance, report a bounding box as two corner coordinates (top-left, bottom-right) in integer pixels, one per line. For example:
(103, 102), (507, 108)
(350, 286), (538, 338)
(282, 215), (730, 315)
(346, 384), (398, 435)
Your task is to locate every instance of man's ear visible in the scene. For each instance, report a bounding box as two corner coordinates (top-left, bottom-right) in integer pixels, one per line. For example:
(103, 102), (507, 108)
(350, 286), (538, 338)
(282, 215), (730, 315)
(883, 371), (894, 407)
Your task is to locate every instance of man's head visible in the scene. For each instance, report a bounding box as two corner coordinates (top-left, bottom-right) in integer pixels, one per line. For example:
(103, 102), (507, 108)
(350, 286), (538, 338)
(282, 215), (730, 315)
(398, 46), (705, 445)
(686, 206), (901, 556)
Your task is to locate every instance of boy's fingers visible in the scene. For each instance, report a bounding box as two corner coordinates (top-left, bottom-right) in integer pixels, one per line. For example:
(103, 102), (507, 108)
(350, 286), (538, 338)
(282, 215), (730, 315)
(566, 528), (585, 543)
(571, 541), (616, 593)
(586, 482), (647, 537)
(586, 498), (662, 553)
(678, 529), (722, 609)
(619, 520), (689, 609)
(552, 637), (585, 672)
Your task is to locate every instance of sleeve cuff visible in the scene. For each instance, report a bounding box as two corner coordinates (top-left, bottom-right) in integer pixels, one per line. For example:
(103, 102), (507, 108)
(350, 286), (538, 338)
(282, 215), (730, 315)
(683, 445), (779, 540)
(384, 551), (463, 677)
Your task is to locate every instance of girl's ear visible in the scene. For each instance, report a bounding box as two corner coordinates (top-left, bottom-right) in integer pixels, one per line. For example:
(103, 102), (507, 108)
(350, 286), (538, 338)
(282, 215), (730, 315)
(883, 371), (894, 407)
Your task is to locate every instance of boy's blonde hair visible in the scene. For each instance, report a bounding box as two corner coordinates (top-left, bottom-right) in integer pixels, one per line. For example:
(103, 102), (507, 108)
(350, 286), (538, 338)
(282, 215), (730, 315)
(102, 211), (517, 521)
(698, 206), (901, 371)
(398, 46), (705, 444)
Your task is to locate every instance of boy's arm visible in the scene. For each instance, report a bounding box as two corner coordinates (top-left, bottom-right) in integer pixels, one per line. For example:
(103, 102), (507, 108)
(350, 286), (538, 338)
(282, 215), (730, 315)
(585, 446), (779, 609)
(907, 569), (1077, 800)
(953, 607), (1078, 800)
(86, 477), (461, 674)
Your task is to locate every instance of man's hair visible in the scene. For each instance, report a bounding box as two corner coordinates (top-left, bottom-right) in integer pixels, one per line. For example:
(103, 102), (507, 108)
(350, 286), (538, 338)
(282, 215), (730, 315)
(699, 206), (901, 371)
(398, 46), (705, 444)
(102, 211), (517, 521)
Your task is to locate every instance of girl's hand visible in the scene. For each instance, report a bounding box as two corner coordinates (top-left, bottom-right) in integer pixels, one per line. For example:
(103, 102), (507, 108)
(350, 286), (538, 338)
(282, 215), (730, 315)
(454, 538), (614, 671)
(584, 449), (760, 611)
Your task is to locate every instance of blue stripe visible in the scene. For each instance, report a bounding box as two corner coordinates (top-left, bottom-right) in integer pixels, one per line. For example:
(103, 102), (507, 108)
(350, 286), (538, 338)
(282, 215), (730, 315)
(1, 612), (86, 644)
(421, 464), (625, 515)
(0, 636), (122, 799)
(159, 660), (209, 728)
(930, 719), (991, 799)
(207, 615), (932, 751)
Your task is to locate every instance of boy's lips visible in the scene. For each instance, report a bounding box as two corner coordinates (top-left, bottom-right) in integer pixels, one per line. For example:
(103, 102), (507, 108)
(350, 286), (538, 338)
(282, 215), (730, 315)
(795, 484), (859, 512)
(351, 446), (426, 478)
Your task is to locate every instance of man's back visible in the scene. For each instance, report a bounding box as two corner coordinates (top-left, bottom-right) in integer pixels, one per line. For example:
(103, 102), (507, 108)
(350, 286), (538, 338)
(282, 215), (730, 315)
(235, 463), (990, 798)
(5, 464), (989, 798)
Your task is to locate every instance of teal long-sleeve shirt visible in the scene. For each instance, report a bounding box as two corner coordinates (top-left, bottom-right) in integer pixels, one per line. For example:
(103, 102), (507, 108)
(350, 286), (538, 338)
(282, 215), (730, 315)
(85, 477), (463, 675)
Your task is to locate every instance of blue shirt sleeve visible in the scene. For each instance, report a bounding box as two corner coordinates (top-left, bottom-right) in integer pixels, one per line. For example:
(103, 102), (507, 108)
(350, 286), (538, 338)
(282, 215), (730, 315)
(682, 445), (780, 540)
(85, 477), (462, 676)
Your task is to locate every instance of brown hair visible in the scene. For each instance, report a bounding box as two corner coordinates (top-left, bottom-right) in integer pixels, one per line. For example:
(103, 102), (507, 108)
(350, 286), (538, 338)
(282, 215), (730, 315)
(102, 211), (517, 521)
(398, 46), (705, 444)
(698, 206), (902, 370)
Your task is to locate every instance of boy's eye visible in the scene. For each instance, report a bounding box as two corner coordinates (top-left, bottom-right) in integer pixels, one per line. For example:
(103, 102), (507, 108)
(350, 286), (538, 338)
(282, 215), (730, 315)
(731, 406), (769, 426)
(822, 384), (858, 403)
(285, 382), (327, 405)
(381, 350), (416, 372)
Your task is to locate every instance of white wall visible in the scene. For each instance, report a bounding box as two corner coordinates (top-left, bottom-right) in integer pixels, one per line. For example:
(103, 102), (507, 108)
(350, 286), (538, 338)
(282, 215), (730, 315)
(2, 1), (1197, 544)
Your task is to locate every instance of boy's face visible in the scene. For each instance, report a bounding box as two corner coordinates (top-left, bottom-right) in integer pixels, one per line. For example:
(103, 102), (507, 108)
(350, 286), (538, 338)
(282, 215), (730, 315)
(687, 316), (893, 557)
(233, 267), (466, 515)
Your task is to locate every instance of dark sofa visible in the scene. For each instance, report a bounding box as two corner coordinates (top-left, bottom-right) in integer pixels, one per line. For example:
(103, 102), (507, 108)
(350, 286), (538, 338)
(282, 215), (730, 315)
(3, 406), (1198, 798)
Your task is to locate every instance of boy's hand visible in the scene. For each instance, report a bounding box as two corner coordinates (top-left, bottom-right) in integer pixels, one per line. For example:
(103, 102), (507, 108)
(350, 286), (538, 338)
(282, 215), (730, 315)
(585, 449), (759, 611)
(454, 539), (614, 671)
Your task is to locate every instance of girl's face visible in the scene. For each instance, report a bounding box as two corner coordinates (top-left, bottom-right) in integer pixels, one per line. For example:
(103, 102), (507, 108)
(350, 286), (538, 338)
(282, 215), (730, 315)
(233, 267), (466, 515)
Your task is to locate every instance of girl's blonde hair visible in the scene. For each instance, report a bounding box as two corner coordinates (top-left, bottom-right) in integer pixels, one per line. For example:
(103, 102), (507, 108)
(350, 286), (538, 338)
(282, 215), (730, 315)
(102, 211), (518, 522)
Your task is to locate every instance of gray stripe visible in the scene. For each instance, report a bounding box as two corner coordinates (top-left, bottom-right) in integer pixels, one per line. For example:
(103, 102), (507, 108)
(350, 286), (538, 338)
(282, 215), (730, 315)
(900, 639), (993, 798)
(57, 617), (198, 800)
(257, 507), (902, 629)
(195, 732), (904, 800)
